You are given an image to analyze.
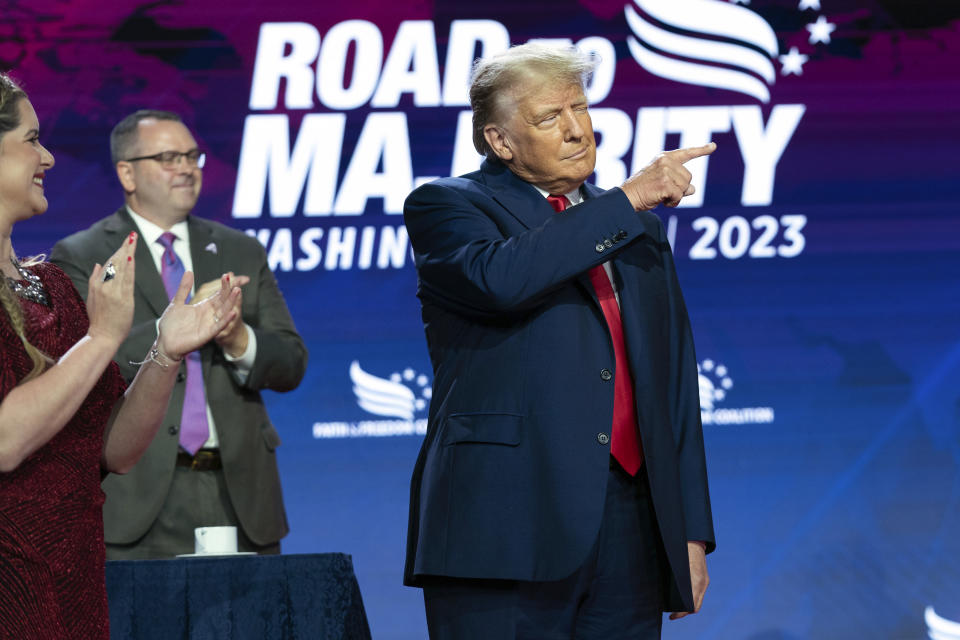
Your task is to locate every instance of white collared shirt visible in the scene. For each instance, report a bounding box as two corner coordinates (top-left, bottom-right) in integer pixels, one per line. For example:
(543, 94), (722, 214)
(126, 208), (194, 277)
(126, 207), (258, 449)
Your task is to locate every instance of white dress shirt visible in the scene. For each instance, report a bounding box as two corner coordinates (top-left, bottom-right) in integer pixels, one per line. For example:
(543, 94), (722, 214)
(127, 207), (258, 449)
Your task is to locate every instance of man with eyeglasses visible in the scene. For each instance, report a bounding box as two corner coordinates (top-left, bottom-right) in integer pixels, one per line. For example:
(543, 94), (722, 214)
(51, 110), (307, 559)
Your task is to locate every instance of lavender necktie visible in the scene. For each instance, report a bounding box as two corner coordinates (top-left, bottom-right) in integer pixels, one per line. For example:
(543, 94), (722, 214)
(157, 231), (210, 455)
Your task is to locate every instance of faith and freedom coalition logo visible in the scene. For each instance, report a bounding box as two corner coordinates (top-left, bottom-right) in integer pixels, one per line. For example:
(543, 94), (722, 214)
(698, 359), (775, 425)
(312, 362), (431, 438)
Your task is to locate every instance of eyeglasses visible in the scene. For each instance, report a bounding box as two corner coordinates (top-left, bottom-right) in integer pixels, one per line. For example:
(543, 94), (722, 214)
(123, 149), (206, 170)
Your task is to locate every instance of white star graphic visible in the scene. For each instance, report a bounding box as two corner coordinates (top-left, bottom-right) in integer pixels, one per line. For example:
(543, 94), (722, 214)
(798, 0), (820, 9)
(779, 47), (809, 75)
(806, 15), (836, 44)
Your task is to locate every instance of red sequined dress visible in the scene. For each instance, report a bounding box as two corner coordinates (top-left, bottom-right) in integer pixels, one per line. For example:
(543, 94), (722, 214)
(0, 263), (125, 639)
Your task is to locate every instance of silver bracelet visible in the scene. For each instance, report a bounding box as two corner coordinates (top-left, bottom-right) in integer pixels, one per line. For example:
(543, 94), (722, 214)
(130, 345), (183, 369)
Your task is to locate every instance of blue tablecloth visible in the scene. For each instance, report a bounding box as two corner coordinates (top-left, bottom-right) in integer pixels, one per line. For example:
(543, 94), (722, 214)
(106, 553), (371, 639)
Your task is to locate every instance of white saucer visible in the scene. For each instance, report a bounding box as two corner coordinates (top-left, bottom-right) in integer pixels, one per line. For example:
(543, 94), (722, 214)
(175, 551), (258, 558)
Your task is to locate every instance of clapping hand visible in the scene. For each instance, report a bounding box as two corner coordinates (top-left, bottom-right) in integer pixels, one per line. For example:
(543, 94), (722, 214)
(192, 273), (251, 358)
(86, 232), (137, 347)
(156, 272), (241, 360)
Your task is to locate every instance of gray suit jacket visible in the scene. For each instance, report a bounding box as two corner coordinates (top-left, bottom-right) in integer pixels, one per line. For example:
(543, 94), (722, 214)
(50, 207), (308, 546)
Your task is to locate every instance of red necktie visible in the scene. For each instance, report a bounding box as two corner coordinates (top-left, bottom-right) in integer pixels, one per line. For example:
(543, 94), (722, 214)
(547, 195), (644, 475)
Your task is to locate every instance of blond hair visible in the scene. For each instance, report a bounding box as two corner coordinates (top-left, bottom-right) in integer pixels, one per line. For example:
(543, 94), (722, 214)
(469, 43), (597, 158)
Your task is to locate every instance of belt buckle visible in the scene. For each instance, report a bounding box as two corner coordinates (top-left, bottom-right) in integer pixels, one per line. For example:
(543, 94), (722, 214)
(189, 449), (219, 471)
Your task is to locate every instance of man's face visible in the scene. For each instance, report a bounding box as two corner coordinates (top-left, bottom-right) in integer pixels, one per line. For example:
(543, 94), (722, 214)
(120, 119), (202, 227)
(485, 78), (596, 195)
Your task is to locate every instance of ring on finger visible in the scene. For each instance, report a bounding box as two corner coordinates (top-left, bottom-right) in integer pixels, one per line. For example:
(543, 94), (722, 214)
(102, 262), (117, 282)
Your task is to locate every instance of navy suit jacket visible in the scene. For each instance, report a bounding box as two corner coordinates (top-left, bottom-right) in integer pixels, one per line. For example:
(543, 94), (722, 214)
(403, 159), (714, 612)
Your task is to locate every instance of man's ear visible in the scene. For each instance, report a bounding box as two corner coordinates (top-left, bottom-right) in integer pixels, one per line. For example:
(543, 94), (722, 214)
(115, 162), (136, 194)
(484, 124), (513, 162)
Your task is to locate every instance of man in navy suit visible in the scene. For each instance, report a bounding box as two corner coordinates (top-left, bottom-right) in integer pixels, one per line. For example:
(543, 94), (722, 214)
(403, 44), (715, 638)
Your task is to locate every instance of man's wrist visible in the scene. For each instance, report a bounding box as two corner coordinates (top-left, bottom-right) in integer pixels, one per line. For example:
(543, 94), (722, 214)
(222, 323), (256, 366)
(617, 185), (650, 211)
(219, 325), (249, 358)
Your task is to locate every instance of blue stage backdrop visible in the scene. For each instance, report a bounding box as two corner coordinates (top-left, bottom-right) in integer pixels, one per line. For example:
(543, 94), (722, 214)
(5, 0), (960, 637)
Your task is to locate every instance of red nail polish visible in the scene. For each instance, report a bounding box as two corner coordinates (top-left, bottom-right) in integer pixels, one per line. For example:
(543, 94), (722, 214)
(127, 256), (132, 262)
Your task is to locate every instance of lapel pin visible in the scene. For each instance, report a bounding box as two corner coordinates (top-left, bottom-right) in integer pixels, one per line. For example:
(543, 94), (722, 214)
(205, 242), (217, 254)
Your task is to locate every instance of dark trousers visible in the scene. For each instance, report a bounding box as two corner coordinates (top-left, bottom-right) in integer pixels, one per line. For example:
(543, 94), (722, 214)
(423, 462), (666, 640)
(105, 465), (280, 559)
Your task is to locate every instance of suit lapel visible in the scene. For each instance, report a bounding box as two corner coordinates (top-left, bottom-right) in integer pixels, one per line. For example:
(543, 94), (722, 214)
(575, 266), (600, 310)
(480, 159), (556, 230)
(187, 216), (220, 289)
(107, 208), (171, 318)
(186, 217), (222, 377)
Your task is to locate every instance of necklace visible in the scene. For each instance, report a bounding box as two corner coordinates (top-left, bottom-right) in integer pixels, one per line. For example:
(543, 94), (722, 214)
(5, 257), (49, 306)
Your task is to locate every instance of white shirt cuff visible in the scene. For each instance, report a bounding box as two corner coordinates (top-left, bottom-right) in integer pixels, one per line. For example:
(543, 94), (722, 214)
(223, 323), (257, 374)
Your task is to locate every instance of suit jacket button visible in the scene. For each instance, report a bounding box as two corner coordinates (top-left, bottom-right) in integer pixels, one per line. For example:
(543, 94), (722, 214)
(600, 368), (612, 381)
(168, 425), (179, 435)
(176, 372), (186, 383)
(595, 243), (605, 253)
(617, 230), (628, 240)
(604, 238), (613, 248)
(597, 432), (609, 445)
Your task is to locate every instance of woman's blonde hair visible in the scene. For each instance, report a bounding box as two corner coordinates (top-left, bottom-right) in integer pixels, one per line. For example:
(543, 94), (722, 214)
(0, 73), (52, 382)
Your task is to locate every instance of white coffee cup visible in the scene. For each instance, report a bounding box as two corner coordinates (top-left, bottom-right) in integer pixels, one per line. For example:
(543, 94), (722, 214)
(194, 526), (238, 555)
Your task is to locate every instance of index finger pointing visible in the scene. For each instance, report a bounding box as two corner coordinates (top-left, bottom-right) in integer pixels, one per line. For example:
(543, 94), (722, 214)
(668, 142), (717, 164)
